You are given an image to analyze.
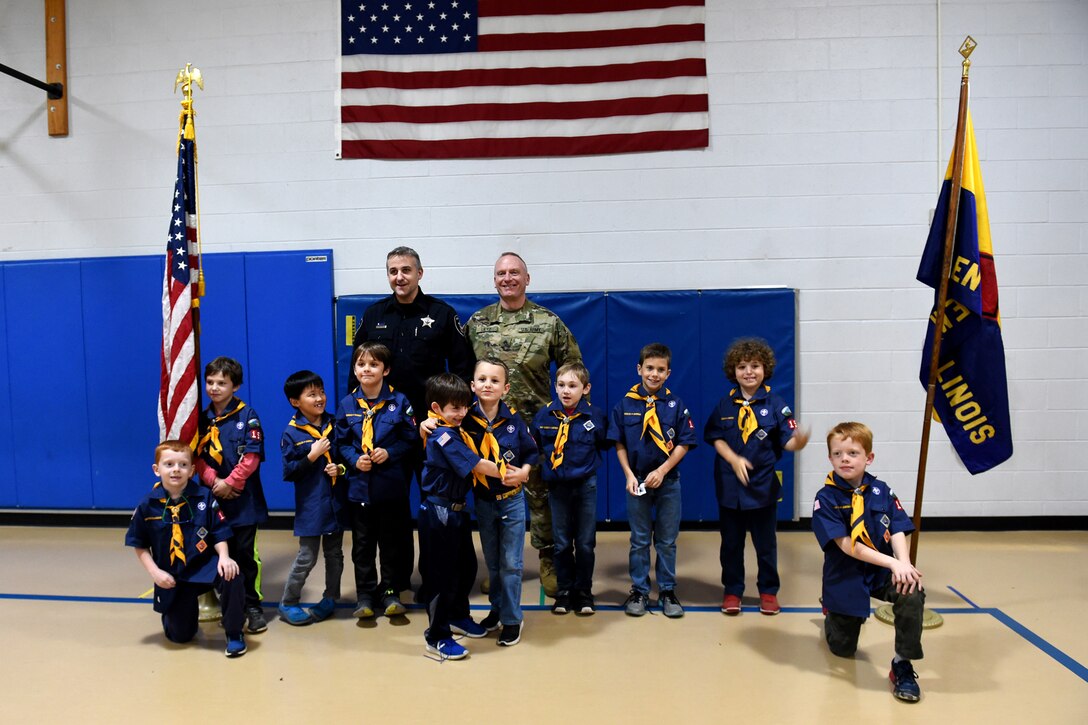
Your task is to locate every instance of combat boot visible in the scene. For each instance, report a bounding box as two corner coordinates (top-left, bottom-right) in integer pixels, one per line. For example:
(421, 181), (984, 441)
(539, 551), (558, 598)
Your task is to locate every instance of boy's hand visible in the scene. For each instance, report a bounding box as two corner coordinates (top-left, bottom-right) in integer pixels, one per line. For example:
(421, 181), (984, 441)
(786, 426), (811, 452)
(502, 467), (526, 488)
(369, 447), (389, 464)
(323, 462), (341, 477)
(644, 468), (665, 489)
(356, 454), (372, 472)
(731, 457), (754, 486)
(419, 417), (438, 441)
(889, 559), (923, 594)
(212, 479), (239, 499)
(308, 437), (332, 461)
(152, 568), (176, 589)
(625, 474), (641, 496)
(218, 555), (240, 581)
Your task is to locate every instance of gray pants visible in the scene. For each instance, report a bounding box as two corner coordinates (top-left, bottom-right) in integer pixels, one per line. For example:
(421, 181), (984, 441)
(825, 584), (925, 660)
(281, 532), (345, 606)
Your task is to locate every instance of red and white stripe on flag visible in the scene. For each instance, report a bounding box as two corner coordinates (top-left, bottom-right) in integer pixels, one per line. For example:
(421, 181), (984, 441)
(338, 0), (709, 159)
(158, 137), (200, 448)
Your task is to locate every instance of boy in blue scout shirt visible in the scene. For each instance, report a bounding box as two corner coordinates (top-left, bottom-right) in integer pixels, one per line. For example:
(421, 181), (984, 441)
(194, 356), (269, 634)
(418, 373), (503, 660)
(607, 343), (698, 619)
(462, 357), (538, 647)
(278, 370), (348, 626)
(812, 422), (925, 703)
(704, 338), (809, 617)
(335, 342), (417, 619)
(531, 362), (611, 616)
(126, 440), (247, 657)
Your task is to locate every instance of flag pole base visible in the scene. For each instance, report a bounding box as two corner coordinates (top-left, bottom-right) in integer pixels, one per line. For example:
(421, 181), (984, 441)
(197, 590), (222, 622)
(875, 604), (944, 629)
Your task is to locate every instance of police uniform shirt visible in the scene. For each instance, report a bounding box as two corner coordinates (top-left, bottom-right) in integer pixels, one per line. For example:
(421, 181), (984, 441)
(462, 400), (540, 500)
(811, 473), (915, 618)
(466, 299), (582, 419)
(704, 386), (797, 510)
(333, 384), (417, 504)
(197, 398), (269, 527)
(352, 290), (475, 414)
(420, 426), (481, 503)
(606, 385), (699, 479)
(531, 398), (611, 483)
(281, 409), (348, 537)
(125, 481), (232, 612)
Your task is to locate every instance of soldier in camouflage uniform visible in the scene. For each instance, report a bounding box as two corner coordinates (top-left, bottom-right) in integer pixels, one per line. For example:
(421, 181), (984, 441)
(466, 252), (581, 597)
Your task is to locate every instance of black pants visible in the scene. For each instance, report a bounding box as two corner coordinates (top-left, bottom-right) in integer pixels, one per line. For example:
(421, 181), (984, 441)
(228, 524), (262, 610)
(719, 504), (779, 595)
(825, 583), (925, 660)
(162, 575), (245, 641)
(351, 497), (412, 598)
(418, 500), (476, 643)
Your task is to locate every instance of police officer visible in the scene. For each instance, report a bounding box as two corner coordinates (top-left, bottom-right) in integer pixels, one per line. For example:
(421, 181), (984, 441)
(466, 252), (582, 597)
(351, 246), (476, 593)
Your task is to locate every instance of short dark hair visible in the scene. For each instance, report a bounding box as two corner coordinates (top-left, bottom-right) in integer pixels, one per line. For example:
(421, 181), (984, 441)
(426, 372), (472, 410)
(723, 338), (776, 383)
(352, 341), (393, 370)
(387, 246), (421, 270)
(205, 356), (243, 385)
(474, 356), (509, 380)
(155, 440), (193, 464)
(284, 370), (325, 403)
(638, 342), (672, 367)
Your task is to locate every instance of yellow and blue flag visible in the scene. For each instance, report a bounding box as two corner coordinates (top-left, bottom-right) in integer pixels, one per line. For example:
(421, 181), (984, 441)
(917, 112), (1012, 474)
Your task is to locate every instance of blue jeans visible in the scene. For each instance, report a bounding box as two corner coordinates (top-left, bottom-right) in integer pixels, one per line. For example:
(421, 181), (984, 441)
(548, 475), (598, 594)
(626, 474), (681, 595)
(475, 490), (526, 625)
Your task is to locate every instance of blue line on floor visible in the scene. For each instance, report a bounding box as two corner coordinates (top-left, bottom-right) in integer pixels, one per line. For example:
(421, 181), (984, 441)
(947, 585), (981, 608)
(987, 607), (1088, 684)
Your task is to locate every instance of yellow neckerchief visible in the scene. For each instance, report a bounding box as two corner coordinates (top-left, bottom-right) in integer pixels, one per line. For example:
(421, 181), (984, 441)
(467, 404), (510, 489)
(625, 384), (671, 456)
(732, 385), (769, 444)
(549, 407), (582, 470)
(197, 400), (246, 465)
(355, 393), (388, 453)
(289, 417), (338, 485)
(824, 472), (876, 552)
(162, 498), (188, 566)
(425, 410), (475, 451)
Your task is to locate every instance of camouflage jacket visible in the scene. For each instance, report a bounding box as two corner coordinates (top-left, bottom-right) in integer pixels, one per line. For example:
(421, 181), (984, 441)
(467, 299), (582, 420)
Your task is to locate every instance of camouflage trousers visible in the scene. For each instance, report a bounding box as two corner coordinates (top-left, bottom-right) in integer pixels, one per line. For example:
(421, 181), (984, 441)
(524, 465), (553, 554)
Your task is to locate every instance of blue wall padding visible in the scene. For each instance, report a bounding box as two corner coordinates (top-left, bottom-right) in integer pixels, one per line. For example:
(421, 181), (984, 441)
(337, 288), (796, 522)
(0, 251), (335, 511)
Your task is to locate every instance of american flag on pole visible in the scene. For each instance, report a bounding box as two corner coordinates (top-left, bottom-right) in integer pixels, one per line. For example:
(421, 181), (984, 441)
(339, 0), (709, 159)
(158, 135), (201, 447)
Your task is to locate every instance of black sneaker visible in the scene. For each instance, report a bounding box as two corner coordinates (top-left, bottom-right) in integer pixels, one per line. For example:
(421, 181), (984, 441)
(889, 659), (921, 702)
(552, 592), (571, 615)
(480, 609), (501, 632)
(623, 589), (648, 617)
(574, 591), (596, 616)
(497, 622), (522, 646)
(245, 606), (268, 633)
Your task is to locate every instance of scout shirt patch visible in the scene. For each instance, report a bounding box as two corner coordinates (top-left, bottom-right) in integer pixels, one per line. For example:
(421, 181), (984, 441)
(197, 501), (207, 511)
(872, 487), (881, 495)
(502, 450), (515, 462)
(437, 431), (452, 447)
(666, 428), (675, 440)
(755, 429), (768, 440)
(781, 406), (793, 417)
(389, 404), (396, 412)
(879, 514), (890, 528)
(583, 420), (595, 431)
(883, 530), (892, 544)
(196, 539), (207, 553)
(760, 408), (769, 417)
(506, 424), (516, 433)
(668, 400), (676, 408)
(236, 421), (245, 430)
(197, 527), (208, 539)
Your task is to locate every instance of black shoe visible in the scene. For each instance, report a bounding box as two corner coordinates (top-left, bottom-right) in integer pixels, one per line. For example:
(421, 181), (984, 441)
(480, 609), (501, 632)
(574, 590), (596, 616)
(890, 659), (921, 702)
(552, 592), (571, 615)
(497, 622), (522, 647)
(245, 606), (268, 633)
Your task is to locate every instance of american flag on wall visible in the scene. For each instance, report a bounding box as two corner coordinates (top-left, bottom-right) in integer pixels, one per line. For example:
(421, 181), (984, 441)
(338, 0), (709, 159)
(158, 136), (201, 448)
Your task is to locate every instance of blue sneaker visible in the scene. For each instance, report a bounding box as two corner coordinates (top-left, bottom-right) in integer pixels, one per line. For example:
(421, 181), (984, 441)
(225, 634), (247, 658)
(278, 604), (313, 626)
(309, 597), (336, 622)
(890, 659), (921, 702)
(426, 638), (468, 660)
(449, 617), (487, 638)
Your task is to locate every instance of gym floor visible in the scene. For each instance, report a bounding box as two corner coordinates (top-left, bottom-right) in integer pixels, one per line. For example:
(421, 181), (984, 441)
(1, 526), (1085, 723)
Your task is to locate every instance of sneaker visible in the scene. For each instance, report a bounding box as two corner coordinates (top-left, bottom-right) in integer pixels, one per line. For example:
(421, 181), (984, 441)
(277, 604), (313, 626)
(759, 593), (781, 615)
(309, 597), (336, 622)
(245, 606), (268, 633)
(889, 659), (921, 702)
(552, 592), (571, 615)
(480, 610), (502, 633)
(224, 634), (247, 658)
(426, 638), (468, 660)
(539, 555), (558, 597)
(381, 589), (406, 617)
(352, 597), (375, 619)
(659, 590), (684, 619)
(449, 617), (487, 638)
(721, 594), (742, 615)
(623, 589), (648, 617)
(574, 591), (596, 616)
(497, 622), (522, 646)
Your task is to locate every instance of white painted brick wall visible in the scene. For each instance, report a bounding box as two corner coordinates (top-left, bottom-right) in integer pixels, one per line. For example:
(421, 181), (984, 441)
(1, 0), (1085, 517)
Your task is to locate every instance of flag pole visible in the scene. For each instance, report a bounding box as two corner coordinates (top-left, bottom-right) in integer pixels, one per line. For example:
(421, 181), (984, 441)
(910, 37), (976, 566)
